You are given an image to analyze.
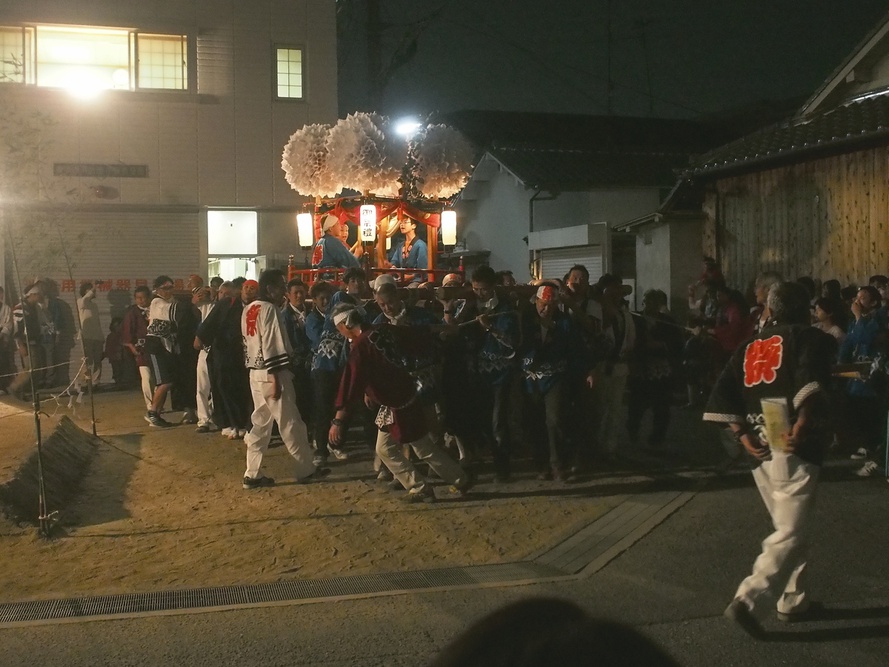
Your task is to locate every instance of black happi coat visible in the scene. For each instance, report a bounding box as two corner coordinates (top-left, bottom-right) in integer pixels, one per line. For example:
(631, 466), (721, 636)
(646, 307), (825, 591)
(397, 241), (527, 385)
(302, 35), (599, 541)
(703, 324), (835, 465)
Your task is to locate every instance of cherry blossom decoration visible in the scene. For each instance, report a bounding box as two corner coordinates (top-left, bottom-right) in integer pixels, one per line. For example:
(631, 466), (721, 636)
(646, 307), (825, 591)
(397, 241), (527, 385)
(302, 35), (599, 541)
(410, 124), (474, 199)
(281, 123), (342, 198)
(325, 112), (407, 197)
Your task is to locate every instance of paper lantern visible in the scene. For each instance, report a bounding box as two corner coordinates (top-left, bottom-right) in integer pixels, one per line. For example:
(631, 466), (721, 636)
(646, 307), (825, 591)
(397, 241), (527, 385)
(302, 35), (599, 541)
(297, 213), (314, 248)
(360, 205), (377, 242)
(441, 210), (457, 246)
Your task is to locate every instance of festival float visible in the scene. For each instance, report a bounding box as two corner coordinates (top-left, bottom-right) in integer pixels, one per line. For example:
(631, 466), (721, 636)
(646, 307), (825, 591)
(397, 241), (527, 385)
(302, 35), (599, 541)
(281, 112), (475, 285)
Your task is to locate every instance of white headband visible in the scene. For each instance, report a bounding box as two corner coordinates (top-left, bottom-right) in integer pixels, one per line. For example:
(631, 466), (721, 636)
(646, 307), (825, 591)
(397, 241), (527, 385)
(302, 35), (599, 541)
(333, 311), (351, 327)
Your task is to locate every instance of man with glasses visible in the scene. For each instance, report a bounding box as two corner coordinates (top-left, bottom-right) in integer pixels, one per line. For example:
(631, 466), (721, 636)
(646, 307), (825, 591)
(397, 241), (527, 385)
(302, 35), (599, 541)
(144, 275), (179, 427)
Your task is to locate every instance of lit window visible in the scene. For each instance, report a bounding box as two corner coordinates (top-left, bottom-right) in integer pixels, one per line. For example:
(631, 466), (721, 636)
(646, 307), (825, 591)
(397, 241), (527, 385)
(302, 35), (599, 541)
(137, 34), (187, 90)
(276, 47), (303, 99)
(35, 26), (129, 91)
(0, 24), (188, 92)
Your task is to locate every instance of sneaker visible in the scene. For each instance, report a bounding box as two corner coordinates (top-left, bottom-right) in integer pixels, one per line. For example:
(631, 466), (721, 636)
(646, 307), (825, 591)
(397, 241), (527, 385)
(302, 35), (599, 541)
(296, 467), (331, 484)
(312, 455), (327, 467)
(180, 409), (198, 425)
(401, 486), (435, 503)
(146, 411), (174, 428)
(776, 601), (825, 623)
(723, 599), (765, 639)
(850, 447), (869, 460)
(856, 460), (880, 477)
(242, 475), (275, 490)
(327, 444), (349, 461)
(195, 424), (211, 433)
(376, 468), (394, 482)
(452, 469), (477, 494)
(221, 428), (234, 437)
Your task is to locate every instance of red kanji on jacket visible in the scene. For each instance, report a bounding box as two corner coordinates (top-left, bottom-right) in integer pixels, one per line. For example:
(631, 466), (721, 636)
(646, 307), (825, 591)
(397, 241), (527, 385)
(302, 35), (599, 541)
(245, 303), (261, 337)
(743, 335), (784, 387)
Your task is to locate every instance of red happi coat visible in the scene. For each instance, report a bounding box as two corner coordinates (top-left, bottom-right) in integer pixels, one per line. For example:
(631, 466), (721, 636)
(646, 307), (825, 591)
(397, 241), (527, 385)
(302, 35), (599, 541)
(336, 324), (435, 443)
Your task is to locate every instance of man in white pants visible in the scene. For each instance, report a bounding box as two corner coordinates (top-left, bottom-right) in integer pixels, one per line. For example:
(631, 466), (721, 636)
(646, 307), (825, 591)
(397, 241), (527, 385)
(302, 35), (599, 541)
(704, 282), (834, 639)
(189, 275), (216, 432)
(241, 270), (328, 489)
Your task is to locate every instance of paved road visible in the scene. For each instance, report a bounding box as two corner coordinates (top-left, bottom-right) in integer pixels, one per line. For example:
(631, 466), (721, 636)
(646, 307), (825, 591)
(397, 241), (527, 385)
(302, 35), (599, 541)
(2, 458), (887, 666)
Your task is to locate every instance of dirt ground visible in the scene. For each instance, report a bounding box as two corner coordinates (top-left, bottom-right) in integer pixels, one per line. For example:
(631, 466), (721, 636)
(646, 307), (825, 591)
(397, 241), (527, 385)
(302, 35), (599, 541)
(0, 389), (618, 603)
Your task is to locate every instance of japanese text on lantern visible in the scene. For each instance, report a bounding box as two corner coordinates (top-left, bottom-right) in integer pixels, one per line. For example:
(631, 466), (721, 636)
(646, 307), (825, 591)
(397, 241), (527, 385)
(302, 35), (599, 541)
(743, 335), (784, 387)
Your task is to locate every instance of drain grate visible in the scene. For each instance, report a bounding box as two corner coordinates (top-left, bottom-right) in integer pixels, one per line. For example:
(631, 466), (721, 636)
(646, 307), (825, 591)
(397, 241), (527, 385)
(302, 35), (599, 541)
(0, 561), (563, 625)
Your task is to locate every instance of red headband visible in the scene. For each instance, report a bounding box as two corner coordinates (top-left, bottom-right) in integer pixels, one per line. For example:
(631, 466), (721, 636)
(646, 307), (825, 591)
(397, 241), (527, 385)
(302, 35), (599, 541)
(536, 285), (557, 303)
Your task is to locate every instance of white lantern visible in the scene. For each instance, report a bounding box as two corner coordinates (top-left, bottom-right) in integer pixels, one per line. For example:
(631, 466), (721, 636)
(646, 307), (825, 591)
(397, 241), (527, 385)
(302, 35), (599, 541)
(297, 212), (314, 248)
(360, 204), (377, 242)
(441, 210), (457, 246)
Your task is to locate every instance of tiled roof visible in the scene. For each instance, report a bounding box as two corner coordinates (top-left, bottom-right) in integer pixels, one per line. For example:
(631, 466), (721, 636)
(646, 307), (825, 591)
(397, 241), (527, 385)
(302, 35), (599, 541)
(690, 90), (889, 176)
(441, 110), (737, 190)
(488, 146), (690, 190)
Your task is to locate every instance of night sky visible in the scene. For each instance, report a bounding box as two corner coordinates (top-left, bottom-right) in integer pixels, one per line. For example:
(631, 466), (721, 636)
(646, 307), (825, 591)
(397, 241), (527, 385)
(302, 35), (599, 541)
(337, 0), (889, 121)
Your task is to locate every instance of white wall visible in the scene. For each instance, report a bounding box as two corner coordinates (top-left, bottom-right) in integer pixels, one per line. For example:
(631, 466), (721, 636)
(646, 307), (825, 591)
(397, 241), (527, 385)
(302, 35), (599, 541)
(456, 165), (533, 281)
(632, 217), (704, 318)
(635, 224), (672, 308)
(2, 0), (337, 211)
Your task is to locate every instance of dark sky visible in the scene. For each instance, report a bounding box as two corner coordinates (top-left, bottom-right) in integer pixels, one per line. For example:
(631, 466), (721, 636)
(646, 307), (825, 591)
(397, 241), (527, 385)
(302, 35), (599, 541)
(337, 0), (889, 120)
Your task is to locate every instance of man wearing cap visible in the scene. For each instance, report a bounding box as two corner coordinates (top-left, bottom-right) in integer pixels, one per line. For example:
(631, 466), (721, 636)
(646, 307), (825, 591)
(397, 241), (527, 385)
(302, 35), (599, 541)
(594, 273), (637, 461)
(312, 214), (360, 271)
(241, 269), (328, 489)
(521, 283), (591, 480)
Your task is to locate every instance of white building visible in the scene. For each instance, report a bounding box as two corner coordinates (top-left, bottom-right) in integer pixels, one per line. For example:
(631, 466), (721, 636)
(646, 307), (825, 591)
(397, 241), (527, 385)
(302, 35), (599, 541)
(0, 0), (337, 379)
(446, 111), (728, 297)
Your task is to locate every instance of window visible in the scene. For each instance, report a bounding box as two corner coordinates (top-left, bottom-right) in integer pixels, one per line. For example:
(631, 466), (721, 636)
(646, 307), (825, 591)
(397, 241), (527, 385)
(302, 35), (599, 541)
(0, 25), (30, 83)
(137, 34), (187, 90)
(0, 24), (188, 92)
(275, 47), (303, 99)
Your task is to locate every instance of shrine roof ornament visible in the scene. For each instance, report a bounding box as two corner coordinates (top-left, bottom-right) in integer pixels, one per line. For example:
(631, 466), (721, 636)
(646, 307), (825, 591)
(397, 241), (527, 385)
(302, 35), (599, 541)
(281, 112), (474, 201)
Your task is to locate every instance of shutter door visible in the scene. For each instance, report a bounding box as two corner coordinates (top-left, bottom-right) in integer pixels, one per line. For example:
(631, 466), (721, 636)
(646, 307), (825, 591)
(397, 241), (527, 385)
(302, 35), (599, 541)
(539, 245), (603, 283)
(46, 210), (200, 386)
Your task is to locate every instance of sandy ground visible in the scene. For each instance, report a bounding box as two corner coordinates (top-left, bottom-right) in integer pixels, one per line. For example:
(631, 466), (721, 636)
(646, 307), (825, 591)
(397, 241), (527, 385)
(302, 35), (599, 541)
(0, 388), (618, 602)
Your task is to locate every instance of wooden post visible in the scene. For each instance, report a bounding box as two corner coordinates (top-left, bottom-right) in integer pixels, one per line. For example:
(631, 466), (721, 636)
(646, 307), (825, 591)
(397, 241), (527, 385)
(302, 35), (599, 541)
(426, 218), (438, 284)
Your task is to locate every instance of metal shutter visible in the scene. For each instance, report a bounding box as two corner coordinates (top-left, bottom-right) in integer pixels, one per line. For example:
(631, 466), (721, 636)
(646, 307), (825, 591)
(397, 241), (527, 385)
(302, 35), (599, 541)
(539, 245), (603, 283)
(45, 210), (200, 387)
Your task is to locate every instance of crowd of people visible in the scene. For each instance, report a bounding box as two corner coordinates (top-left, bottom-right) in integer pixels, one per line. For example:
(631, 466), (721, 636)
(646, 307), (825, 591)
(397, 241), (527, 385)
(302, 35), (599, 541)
(1, 256), (887, 499)
(687, 259), (889, 477)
